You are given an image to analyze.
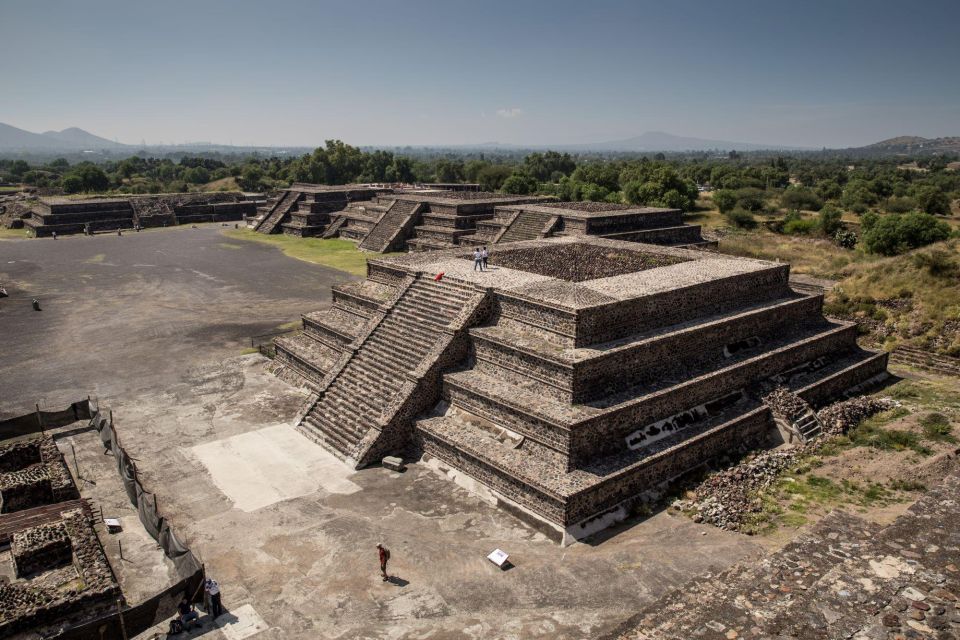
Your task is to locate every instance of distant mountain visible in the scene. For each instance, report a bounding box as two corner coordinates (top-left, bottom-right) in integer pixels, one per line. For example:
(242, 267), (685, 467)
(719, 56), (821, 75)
(860, 136), (960, 154)
(0, 123), (127, 151)
(568, 131), (808, 152)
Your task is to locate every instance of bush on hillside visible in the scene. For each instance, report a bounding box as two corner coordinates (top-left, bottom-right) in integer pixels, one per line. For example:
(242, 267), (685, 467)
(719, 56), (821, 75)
(725, 208), (757, 229)
(861, 211), (951, 256)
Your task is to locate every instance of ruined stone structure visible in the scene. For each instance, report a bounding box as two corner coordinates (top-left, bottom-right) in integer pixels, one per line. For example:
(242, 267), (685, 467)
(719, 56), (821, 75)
(252, 183), (384, 236)
(0, 507), (120, 637)
(253, 183), (710, 252)
(24, 192), (259, 237)
(467, 201), (709, 248)
(610, 474), (960, 639)
(274, 237), (888, 542)
(0, 434), (120, 637)
(0, 435), (78, 513)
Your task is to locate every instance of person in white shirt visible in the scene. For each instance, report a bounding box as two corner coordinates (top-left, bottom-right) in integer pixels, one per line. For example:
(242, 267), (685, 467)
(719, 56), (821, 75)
(205, 578), (223, 618)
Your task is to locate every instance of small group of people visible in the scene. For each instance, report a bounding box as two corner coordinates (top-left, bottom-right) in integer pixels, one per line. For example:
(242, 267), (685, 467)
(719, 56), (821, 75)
(172, 577), (223, 634)
(472, 246), (490, 272)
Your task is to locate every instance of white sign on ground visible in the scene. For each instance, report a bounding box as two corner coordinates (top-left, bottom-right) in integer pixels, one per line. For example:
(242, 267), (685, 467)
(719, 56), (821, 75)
(487, 548), (509, 567)
(189, 424), (361, 512)
(217, 603), (269, 640)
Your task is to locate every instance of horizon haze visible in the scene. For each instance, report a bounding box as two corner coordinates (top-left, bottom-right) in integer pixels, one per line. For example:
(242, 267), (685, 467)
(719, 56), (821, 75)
(1, 0), (959, 149)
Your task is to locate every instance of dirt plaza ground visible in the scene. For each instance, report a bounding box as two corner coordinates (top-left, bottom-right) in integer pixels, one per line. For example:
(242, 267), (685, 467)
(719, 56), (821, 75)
(0, 228), (761, 639)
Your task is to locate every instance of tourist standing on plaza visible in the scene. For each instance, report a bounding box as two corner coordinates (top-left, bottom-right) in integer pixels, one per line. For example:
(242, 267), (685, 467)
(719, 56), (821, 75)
(205, 577), (223, 618)
(473, 247), (484, 272)
(481, 246), (489, 270)
(377, 543), (390, 581)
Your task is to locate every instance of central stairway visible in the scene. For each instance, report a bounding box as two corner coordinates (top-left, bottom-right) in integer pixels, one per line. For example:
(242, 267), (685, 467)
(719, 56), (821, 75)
(498, 209), (555, 243)
(254, 190), (301, 234)
(358, 200), (422, 252)
(297, 275), (485, 466)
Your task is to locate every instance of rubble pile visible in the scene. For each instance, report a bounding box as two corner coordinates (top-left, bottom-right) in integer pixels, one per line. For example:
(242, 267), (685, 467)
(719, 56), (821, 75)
(761, 386), (808, 419)
(678, 449), (802, 531)
(816, 396), (898, 436)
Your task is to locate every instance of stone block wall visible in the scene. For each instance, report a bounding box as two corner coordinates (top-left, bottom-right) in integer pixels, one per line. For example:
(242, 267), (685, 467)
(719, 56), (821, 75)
(11, 521), (72, 577)
(564, 407), (771, 525)
(0, 435), (79, 513)
(0, 508), (120, 637)
(568, 324), (858, 462)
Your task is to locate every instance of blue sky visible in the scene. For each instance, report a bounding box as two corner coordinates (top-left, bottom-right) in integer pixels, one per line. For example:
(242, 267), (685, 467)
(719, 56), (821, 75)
(1, 0), (958, 147)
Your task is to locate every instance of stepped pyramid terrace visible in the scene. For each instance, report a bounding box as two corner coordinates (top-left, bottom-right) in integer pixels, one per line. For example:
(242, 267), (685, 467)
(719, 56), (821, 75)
(274, 236), (889, 543)
(24, 192), (259, 237)
(250, 183), (710, 251)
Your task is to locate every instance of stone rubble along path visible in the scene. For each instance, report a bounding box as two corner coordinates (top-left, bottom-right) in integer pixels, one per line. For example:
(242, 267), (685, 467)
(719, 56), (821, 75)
(675, 393), (897, 532)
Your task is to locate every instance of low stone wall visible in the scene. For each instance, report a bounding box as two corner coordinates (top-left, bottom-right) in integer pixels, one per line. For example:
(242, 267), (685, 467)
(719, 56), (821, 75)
(565, 407), (771, 526)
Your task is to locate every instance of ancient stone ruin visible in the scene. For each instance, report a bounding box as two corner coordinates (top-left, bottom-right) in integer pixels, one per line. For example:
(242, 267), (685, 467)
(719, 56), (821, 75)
(24, 192), (259, 237)
(0, 435), (78, 513)
(0, 434), (120, 637)
(273, 237), (888, 542)
(251, 184), (710, 252)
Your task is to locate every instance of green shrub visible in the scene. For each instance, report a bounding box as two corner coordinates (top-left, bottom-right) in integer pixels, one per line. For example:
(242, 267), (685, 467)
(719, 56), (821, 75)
(817, 204), (843, 236)
(861, 212), (951, 256)
(834, 229), (858, 249)
(920, 412), (955, 442)
(781, 187), (823, 212)
(783, 218), (818, 235)
(910, 249), (959, 277)
(725, 208), (757, 229)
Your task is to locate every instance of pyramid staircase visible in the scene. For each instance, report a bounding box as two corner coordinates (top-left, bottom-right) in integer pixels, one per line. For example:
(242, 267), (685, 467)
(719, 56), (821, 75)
(358, 200), (423, 252)
(321, 215), (348, 239)
(608, 474), (960, 639)
(498, 209), (557, 243)
(253, 190), (301, 234)
(273, 276), (397, 388)
(337, 199), (393, 243)
(296, 275), (486, 466)
(791, 407), (823, 442)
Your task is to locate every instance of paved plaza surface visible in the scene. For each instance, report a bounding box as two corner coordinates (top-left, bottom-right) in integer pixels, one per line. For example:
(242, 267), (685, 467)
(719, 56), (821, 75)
(0, 229), (762, 639)
(0, 226), (346, 414)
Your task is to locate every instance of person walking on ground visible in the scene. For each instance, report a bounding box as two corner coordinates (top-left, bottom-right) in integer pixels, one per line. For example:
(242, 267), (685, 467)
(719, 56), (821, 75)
(51, 231), (57, 240)
(205, 577), (223, 618)
(377, 543), (390, 581)
(481, 246), (489, 270)
(473, 247), (484, 272)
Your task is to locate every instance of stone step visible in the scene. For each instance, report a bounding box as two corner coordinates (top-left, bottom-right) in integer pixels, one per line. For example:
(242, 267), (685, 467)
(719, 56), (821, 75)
(370, 319), (440, 351)
(302, 414), (362, 454)
(355, 339), (423, 374)
(364, 326), (434, 362)
(305, 307), (367, 346)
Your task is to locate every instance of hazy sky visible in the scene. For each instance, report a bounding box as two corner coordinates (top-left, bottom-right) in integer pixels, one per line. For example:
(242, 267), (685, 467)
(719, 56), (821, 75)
(2, 0), (958, 148)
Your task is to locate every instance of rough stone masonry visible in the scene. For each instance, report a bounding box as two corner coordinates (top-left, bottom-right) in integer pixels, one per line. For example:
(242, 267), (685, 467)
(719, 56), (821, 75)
(273, 236), (888, 543)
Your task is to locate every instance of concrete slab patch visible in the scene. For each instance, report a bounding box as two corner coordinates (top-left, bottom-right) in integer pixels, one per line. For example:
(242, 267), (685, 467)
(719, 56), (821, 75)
(189, 424), (360, 512)
(217, 603), (270, 640)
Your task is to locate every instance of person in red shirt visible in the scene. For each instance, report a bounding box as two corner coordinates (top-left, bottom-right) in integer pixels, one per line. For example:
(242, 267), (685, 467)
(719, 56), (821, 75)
(377, 543), (390, 582)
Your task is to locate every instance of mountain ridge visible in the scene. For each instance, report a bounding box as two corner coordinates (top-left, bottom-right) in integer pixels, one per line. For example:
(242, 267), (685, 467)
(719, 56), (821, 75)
(0, 123), (126, 150)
